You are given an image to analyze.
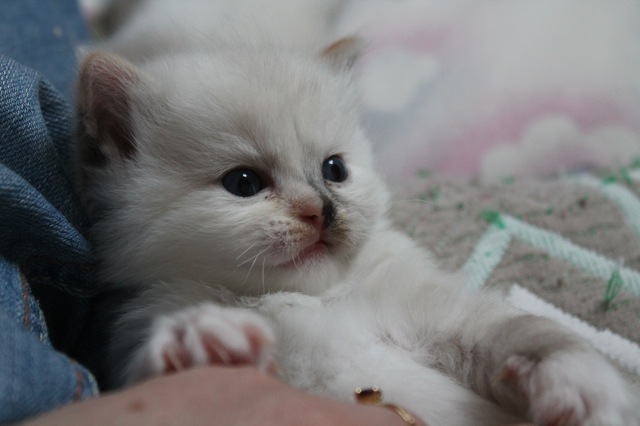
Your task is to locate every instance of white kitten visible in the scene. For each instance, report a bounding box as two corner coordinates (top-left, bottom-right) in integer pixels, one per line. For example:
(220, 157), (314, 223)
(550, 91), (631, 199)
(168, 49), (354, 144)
(75, 1), (639, 425)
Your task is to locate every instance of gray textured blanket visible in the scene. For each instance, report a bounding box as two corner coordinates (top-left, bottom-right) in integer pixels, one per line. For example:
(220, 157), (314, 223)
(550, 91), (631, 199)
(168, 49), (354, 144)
(389, 170), (640, 385)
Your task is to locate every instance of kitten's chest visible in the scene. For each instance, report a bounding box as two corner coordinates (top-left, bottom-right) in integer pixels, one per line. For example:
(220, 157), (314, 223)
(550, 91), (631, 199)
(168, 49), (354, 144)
(254, 290), (425, 392)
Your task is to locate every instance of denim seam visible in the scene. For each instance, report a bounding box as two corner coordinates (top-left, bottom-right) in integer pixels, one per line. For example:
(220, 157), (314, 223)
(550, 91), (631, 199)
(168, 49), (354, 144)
(71, 360), (84, 401)
(20, 269), (31, 328)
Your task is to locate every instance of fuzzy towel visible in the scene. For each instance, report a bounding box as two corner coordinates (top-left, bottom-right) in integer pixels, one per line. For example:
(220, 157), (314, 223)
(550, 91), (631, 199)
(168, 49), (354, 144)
(390, 169), (640, 386)
(338, 0), (640, 180)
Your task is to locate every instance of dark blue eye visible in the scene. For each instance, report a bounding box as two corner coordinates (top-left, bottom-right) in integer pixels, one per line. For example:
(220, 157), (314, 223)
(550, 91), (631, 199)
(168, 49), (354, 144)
(221, 169), (265, 197)
(322, 156), (349, 183)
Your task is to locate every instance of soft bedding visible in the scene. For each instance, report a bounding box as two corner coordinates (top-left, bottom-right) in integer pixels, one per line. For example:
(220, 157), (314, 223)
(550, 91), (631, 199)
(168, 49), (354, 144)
(334, 0), (640, 386)
(337, 0), (640, 181)
(389, 170), (640, 385)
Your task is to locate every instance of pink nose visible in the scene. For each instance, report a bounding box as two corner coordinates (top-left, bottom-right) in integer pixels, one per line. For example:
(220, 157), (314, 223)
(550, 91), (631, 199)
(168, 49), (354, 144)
(298, 202), (324, 230)
(296, 198), (336, 230)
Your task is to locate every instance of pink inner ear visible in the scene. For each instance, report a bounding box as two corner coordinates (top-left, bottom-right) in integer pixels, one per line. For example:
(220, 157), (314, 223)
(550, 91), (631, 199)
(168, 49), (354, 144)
(321, 36), (364, 70)
(79, 52), (138, 159)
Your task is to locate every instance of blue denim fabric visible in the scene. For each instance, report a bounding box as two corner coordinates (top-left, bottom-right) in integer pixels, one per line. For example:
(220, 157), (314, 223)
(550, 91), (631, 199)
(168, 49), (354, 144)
(0, 0), (88, 101)
(0, 55), (99, 424)
(0, 1), (100, 423)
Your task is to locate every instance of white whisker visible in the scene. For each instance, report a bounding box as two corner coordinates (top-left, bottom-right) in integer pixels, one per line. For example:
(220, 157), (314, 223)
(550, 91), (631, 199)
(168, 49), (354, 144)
(291, 253), (302, 274)
(242, 248), (268, 284)
(390, 198), (435, 207)
(261, 257), (267, 293)
(344, 252), (353, 266)
(236, 242), (257, 261)
(237, 247), (267, 268)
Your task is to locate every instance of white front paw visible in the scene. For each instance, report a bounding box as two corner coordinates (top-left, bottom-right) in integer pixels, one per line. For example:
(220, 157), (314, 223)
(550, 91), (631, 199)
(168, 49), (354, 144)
(497, 351), (639, 426)
(131, 303), (275, 382)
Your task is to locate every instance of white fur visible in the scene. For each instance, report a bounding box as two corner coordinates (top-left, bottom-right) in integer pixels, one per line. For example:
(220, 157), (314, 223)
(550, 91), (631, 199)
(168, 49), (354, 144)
(126, 303), (275, 385)
(77, 1), (640, 425)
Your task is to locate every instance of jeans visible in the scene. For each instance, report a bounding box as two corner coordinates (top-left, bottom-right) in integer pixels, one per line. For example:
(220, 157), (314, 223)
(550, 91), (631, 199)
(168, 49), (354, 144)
(0, 0), (88, 102)
(0, 0), (100, 423)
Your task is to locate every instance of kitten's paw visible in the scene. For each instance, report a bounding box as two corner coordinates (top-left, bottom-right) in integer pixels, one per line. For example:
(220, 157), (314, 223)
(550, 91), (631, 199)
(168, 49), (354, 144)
(496, 351), (639, 426)
(141, 304), (276, 378)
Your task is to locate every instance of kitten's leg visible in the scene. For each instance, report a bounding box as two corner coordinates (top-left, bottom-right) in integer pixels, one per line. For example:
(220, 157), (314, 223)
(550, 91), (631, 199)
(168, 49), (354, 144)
(110, 299), (276, 387)
(482, 314), (640, 426)
(420, 293), (640, 425)
(353, 231), (639, 423)
(135, 303), (275, 381)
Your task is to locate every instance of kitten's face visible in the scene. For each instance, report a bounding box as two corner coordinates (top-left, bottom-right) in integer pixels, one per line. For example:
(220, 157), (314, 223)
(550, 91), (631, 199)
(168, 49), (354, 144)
(77, 47), (389, 295)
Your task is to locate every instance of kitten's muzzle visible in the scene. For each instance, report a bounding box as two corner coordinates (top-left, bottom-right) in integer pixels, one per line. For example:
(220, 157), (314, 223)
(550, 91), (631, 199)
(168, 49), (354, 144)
(321, 202), (336, 229)
(299, 199), (335, 231)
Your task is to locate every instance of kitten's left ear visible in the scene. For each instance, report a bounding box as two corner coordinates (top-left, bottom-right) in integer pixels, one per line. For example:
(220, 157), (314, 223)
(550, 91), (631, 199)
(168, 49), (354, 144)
(76, 51), (143, 162)
(320, 36), (365, 71)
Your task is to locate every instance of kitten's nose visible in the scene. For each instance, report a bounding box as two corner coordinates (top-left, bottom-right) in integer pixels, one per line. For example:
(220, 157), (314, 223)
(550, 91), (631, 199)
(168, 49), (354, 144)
(299, 203), (324, 230)
(298, 199), (335, 230)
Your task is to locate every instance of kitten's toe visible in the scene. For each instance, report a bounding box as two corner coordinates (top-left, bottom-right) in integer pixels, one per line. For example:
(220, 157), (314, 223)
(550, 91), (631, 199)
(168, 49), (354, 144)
(145, 303), (276, 377)
(494, 351), (639, 426)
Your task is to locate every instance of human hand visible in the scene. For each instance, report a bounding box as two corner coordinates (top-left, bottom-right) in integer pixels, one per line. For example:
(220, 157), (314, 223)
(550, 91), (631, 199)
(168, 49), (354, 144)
(22, 366), (424, 426)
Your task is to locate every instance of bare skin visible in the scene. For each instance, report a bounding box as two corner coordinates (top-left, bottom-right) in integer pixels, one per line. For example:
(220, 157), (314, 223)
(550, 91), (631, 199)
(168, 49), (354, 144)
(21, 366), (535, 425)
(21, 366), (425, 426)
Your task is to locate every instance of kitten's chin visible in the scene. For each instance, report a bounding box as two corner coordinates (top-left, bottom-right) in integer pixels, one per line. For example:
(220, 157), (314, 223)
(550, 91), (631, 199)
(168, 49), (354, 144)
(278, 240), (329, 270)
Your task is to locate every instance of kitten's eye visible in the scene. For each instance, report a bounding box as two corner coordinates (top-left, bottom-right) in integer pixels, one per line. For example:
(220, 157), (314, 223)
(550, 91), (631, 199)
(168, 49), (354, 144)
(322, 156), (349, 183)
(221, 168), (265, 197)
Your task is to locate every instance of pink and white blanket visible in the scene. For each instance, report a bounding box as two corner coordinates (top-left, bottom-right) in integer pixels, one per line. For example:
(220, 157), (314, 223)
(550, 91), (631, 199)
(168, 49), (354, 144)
(337, 0), (640, 181)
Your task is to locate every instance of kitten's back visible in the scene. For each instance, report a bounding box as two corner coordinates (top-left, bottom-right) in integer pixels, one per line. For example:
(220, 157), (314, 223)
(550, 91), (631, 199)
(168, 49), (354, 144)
(101, 0), (348, 61)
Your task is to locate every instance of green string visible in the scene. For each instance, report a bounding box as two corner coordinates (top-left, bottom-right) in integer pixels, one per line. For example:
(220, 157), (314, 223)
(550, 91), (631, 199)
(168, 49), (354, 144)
(481, 210), (506, 229)
(602, 173), (618, 185)
(417, 169), (432, 179)
(602, 168), (633, 186)
(619, 167), (633, 185)
(500, 176), (515, 185)
(603, 268), (624, 311)
(429, 185), (441, 201)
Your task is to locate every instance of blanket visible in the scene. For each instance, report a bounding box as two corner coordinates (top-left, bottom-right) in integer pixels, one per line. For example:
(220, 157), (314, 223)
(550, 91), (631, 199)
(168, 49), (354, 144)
(337, 0), (640, 181)
(390, 169), (640, 386)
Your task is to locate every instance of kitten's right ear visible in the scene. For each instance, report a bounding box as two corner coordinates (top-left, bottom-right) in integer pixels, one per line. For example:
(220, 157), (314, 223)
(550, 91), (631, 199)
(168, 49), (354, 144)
(76, 52), (141, 166)
(320, 36), (365, 71)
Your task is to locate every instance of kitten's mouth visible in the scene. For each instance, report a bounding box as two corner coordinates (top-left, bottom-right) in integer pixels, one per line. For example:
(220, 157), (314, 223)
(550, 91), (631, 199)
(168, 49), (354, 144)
(280, 240), (329, 269)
